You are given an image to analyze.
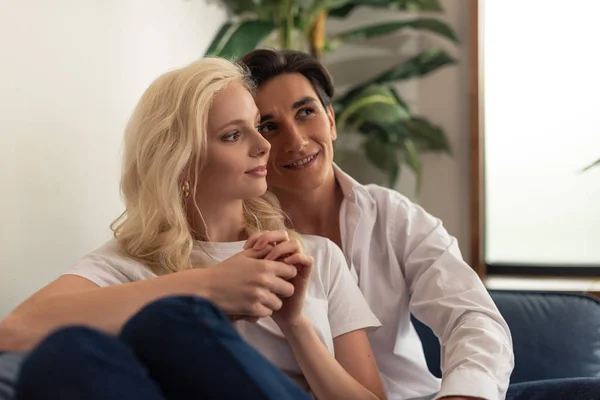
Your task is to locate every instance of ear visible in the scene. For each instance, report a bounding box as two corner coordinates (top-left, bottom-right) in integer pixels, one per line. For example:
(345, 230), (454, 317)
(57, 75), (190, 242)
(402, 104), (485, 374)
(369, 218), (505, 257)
(326, 105), (337, 141)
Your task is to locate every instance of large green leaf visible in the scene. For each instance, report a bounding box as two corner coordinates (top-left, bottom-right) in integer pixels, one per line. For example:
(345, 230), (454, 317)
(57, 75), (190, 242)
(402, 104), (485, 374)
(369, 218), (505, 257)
(359, 122), (422, 187)
(329, 18), (458, 50)
(220, 0), (286, 19)
(389, 86), (410, 112)
(329, 0), (442, 18)
(328, 3), (356, 17)
(337, 85), (410, 132)
(336, 93), (396, 132)
(204, 20), (275, 59)
(403, 116), (451, 154)
(373, 48), (455, 84)
(339, 48), (455, 103)
(332, 101), (345, 116)
(582, 157), (600, 172)
(401, 138), (422, 188)
(205, 22), (234, 56)
(220, 0), (262, 14)
(358, 121), (409, 145)
(298, 0), (352, 47)
(333, 0), (396, 11)
(395, 0), (443, 12)
(363, 135), (400, 186)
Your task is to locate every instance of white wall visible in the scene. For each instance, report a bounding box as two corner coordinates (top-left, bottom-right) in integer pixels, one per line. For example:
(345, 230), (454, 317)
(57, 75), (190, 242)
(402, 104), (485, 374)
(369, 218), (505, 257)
(0, 0), (226, 318)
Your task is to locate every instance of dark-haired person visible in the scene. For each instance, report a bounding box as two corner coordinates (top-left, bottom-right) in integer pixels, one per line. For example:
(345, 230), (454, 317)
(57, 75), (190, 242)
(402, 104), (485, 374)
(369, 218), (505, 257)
(240, 49), (600, 400)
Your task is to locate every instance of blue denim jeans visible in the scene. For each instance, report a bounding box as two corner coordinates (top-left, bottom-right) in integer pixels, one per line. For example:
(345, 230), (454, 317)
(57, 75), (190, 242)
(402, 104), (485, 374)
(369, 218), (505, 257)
(13, 296), (311, 400)
(3, 296), (600, 399)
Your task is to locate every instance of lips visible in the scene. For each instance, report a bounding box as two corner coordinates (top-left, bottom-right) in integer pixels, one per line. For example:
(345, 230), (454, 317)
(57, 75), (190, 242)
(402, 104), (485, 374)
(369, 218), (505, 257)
(246, 165), (267, 174)
(245, 165), (267, 178)
(283, 151), (319, 168)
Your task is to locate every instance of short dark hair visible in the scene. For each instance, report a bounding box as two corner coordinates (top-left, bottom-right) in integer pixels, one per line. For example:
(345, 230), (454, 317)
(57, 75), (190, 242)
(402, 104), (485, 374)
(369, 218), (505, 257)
(239, 49), (334, 108)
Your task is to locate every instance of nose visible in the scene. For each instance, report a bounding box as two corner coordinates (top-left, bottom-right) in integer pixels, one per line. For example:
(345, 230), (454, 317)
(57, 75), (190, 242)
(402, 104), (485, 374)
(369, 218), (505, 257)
(252, 133), (271, 158)
(282, 122), (308, 152)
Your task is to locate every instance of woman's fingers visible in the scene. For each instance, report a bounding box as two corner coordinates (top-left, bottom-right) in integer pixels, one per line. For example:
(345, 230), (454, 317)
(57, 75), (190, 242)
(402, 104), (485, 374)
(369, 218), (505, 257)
(244, 244), (275, 259)
(263, 271), (295, 298)
(261, 291), (284, 311)
(264, 239), (301, 261)
(284, 254), (314, 277)
(251, 303), (275, 318)
(243, 230), (290, 250)
(243, 231), (265, 250)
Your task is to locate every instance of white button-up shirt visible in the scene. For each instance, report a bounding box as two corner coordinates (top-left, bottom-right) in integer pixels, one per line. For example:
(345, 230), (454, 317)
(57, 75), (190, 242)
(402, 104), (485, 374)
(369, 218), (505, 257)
(334, 165), (514, 400)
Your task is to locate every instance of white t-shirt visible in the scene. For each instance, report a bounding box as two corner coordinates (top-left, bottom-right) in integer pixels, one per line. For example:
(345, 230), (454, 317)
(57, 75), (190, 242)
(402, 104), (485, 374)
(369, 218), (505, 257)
(65, 234), (381, 389)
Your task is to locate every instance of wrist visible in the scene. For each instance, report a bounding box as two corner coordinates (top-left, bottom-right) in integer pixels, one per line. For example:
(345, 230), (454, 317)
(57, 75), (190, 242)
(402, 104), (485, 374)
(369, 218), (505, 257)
(195, 267), (218, 302)
(178, 267), (215, 301)
(276, 314), (310, 336)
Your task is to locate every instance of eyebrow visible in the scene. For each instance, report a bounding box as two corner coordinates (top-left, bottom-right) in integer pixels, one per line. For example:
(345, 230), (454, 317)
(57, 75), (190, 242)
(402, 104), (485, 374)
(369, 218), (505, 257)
(216, 110), (261, 132)
(260, 96), (317, 123)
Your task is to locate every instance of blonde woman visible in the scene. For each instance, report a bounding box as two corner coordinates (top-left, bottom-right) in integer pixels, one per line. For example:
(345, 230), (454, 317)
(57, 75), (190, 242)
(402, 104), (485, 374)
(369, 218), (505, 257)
(0, 57), (386, 400)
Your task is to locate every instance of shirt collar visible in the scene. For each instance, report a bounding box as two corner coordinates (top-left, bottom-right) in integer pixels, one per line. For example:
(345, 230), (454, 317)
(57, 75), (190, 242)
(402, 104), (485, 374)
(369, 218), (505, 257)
(333, 163), (374, 206)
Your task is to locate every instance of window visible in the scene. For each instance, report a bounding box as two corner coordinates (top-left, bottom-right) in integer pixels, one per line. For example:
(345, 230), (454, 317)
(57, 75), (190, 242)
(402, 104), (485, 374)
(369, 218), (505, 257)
(482, 0), (600, 275)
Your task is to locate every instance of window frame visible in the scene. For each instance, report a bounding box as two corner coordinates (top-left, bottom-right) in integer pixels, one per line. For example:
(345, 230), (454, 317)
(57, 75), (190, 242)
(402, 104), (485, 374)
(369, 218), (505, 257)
(469, 0), (600, 279)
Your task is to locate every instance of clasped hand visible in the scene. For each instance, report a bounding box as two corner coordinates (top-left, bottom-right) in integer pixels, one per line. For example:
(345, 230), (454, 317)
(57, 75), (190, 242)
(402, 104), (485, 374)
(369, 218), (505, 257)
(206, 230), (313, 325)
(244, 230), (314, 327)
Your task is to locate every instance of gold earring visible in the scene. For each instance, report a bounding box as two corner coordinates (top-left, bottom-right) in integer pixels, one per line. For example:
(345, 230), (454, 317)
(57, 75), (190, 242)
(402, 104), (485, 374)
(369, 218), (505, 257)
(182, 181), (190, 199)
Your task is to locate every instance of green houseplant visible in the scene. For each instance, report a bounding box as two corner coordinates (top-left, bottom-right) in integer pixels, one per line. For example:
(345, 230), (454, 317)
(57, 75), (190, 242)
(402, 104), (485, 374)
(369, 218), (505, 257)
(205, 0), (457, 188)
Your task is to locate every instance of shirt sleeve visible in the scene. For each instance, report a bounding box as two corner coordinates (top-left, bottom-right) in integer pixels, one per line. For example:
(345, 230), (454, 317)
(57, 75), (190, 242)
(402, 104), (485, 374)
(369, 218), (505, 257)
(325, 239), (381, 338)
(63, 241), (155, 287)
(389, 195), (514, 400)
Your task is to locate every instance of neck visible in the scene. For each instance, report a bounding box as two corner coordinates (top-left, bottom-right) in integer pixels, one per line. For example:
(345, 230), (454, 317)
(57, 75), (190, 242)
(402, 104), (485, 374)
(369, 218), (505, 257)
(188, 199), (246, 242)
(272, 169), (344, 240)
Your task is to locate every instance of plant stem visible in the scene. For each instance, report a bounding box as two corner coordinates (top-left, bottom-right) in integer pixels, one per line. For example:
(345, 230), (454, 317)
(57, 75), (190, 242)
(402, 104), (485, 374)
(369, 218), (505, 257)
(309, 11), (327, 58)
(278, 0), (296, 49)
(287, 4), (294, 49)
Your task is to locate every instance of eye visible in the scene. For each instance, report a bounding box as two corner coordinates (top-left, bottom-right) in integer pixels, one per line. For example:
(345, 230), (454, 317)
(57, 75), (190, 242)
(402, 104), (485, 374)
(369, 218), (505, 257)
(297, 107), (315, 118)
(221, 131), (241, 142)
(257, 122), (276, 135)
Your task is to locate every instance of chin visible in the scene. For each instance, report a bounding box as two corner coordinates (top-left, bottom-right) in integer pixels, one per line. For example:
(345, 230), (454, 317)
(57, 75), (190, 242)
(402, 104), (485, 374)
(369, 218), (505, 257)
(298, 177), (326, 191)
(271, 175), (325, 193)
(242, 184), (269, 200)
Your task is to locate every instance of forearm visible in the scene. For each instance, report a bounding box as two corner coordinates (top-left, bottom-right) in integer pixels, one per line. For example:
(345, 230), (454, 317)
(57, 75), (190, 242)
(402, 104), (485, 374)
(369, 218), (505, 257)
(406, 239), (513, 398)
(0, 269), (211, 351)
(280, 317), (382, 400)
(436, 312), (513, 400)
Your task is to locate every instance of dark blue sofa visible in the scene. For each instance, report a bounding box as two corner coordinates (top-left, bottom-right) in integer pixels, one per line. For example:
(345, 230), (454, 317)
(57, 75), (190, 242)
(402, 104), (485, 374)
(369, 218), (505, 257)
(412, 290), (600, 383)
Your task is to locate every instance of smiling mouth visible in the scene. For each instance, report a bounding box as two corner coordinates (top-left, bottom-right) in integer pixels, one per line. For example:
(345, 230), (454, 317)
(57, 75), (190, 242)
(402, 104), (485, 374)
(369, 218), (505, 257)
(283, 151), (319, 168)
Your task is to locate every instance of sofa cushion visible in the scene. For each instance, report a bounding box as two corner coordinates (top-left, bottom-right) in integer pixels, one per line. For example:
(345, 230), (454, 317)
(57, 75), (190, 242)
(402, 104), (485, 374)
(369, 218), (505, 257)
(0, 352), (27, 400)
(412, 290), (600, 384)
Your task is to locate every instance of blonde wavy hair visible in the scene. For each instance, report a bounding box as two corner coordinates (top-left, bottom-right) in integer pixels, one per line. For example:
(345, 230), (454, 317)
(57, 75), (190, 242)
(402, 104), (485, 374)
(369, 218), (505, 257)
(111, 57), (288, 275)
